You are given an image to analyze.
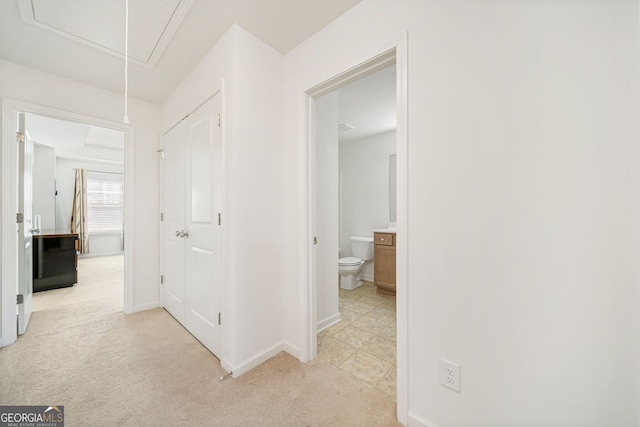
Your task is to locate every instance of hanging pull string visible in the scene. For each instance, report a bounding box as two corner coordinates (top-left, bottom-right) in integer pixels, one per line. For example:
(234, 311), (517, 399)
(123, 0), (130, 124)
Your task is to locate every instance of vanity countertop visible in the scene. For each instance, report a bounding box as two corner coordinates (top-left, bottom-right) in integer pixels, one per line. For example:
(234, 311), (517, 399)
(373, 228), (396, 233)
(33, 231), (78, 239)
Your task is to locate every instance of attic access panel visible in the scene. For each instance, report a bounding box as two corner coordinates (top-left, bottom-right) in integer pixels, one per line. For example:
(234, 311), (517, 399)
(17, 0), (194, 68)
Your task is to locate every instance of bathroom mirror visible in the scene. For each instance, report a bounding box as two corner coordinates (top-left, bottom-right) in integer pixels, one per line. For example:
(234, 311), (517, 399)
(389, 154), (396, 224)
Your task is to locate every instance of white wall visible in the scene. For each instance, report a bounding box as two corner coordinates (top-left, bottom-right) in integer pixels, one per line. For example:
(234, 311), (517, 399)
(33, 143), (56, 232)
(339, 130), (395, 281)
(231, 26), (285, 371)
(162, 25), (285, 375)
(0, 59), (162, 316)
(283, 1), (639, 426)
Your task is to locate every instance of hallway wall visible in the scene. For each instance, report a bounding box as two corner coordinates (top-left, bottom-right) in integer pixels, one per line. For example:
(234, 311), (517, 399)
(282, 0), (640, 425)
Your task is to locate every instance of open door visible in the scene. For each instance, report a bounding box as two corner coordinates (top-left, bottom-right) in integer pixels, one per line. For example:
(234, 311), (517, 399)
(17, 112), (34, 335)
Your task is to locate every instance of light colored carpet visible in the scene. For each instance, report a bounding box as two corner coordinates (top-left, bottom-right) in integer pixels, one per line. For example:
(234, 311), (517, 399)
(0, 255), (400, 426)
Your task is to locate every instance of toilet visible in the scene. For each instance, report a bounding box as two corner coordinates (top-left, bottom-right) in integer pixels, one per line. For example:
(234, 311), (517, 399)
(339, 236), (374, 290)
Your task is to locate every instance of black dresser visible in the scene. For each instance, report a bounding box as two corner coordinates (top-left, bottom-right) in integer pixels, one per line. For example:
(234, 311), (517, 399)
(32, 233), (78, 292)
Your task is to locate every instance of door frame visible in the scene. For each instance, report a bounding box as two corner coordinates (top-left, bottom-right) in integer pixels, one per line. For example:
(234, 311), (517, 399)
(17, 111), (33, 335)
(299, 33), (408, 423)
(1, 98), (135, 346)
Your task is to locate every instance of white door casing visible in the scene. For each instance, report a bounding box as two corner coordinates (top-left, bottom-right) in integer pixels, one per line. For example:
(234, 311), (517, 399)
(17, 112), (33, 335)
(162, 93), (223, 358)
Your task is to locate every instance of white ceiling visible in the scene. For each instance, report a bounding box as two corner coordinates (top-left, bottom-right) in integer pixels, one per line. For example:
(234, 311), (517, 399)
(337, 64), (396, 143)
(0, 0), (362, 103)
(26, 113), (125, 163)
(3, 0), (394, 156)
(25, 65), (396, 161)
(18, 0), (192, 68)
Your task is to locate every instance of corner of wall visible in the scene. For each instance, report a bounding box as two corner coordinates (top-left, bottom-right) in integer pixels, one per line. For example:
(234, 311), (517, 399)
(133, 301), (160, 313)
(283, 341), (300, 360)
(317, 312), (341, 333)
(408, 412), (440, 427)
(227, 341), (287, 378)
(407, 412), (439, 427)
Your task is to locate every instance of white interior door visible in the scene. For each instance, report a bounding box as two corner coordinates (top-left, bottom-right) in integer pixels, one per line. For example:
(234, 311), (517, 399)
(184, 95), (223, 357)
(314, 92), (340, 331)
(162, 122), (187, 325)
(162, 93), (223, 358)
(17, 113), (34, 335)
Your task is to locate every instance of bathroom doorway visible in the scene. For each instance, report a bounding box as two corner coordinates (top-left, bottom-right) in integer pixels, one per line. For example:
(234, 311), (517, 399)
(311, 61), (399, 397)
(299, 35), (408, 421)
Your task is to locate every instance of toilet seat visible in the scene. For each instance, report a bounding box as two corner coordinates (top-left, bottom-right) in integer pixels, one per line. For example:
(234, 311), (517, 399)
(339, 257), (363, 266)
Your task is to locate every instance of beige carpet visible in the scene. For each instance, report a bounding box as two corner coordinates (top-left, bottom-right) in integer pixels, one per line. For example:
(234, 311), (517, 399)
(0, 255), (400, 426)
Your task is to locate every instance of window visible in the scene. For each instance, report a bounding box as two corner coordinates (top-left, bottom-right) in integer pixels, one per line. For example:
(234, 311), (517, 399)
(87, 172), (123, 234)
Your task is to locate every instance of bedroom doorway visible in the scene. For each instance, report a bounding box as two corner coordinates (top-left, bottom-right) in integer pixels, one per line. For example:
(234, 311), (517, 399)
(27, 112), (126, 325)
(1, 99), (134, 347)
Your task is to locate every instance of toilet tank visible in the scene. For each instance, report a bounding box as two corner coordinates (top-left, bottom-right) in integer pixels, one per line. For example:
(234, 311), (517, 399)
(349, 236), (374, 261)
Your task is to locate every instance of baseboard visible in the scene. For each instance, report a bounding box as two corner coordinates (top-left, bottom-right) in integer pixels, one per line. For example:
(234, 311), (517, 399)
(317, 312), (341, 333)
(228, 341), (286, 377)
(361, 273), (374, 282)
(133, 301), (160, 313)
(408, 411), (440, 427)
(0, 336), (15, 348)
(220, 359), (234, 376)
(283, 341), (299, 359)
(78, 252), (124, 259)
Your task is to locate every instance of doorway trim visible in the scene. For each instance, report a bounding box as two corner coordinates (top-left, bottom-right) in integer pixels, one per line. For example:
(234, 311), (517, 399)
(1, 98), (135, 346)
(299, 33), (408, 424)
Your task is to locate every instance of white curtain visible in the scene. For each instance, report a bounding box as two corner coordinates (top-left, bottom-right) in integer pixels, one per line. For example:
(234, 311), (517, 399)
(70, 169), (89, 254)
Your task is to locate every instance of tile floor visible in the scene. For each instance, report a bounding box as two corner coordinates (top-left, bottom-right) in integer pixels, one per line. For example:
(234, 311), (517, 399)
(317, 280), (397, 398)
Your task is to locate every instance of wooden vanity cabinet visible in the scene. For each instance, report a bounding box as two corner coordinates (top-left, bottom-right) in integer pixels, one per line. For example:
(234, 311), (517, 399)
(374, 232), (396, 296)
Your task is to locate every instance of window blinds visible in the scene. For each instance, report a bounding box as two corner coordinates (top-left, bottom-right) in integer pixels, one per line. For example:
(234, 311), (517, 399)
(87, 172), (123, 234)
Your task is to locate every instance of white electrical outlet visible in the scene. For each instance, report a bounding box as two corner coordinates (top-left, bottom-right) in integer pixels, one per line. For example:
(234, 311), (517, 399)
(439, 358), (461, 392)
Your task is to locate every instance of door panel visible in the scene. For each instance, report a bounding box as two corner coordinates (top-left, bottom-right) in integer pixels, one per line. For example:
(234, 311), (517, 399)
(187, 247), (217, 325)
(162, 121), (186, 324)
(164, 238), (186, 317)
(185, 95), (222, 357)
(17, 113), (34, 335)
(189, 115), (214, 223)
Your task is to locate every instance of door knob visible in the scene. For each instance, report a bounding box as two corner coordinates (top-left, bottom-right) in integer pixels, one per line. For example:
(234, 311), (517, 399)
(184, 231), (189, 238)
